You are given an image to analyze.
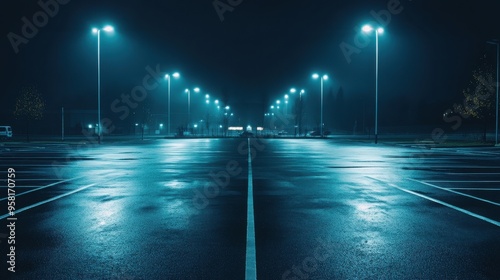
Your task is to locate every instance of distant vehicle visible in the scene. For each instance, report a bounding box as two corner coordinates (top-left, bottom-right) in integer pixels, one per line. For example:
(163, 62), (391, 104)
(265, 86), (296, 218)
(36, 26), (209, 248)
(239, 131), (254, 138)
(307, 130), (330, 137)
(0, 126), (12, 139)
(277, 130), (287, 135)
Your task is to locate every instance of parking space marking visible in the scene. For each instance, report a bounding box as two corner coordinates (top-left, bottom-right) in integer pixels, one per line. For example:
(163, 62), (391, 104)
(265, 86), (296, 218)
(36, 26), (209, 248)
(3, 178), (65, 181)
(0, 181), (99, 220)
(408, 179), (500, 207)
(245, 138), (257, 280)
(425, 180), (500, 183)
(0, 176), (84, 201)
(445, 173), (500, 175)
(0, 164), (68, 167)
(367, 176), (500, 228)
(448, 188), (500, 191)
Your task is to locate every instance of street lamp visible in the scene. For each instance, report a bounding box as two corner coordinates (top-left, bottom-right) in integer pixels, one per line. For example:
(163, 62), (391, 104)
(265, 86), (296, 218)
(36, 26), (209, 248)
(92, 25), (114, 144)
(362, 24), (384, 144)
(487, 39), (499, 145)
(184, 87), (201, 132)
(312, 74), (328, 137)
(165, 72), (180, 136)
(290, 88), (305, 136)
(185, 89), (191, 131)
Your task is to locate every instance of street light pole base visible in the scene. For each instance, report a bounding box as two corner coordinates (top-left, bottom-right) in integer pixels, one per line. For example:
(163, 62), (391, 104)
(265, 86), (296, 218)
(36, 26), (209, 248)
(375, 134), (378, 144)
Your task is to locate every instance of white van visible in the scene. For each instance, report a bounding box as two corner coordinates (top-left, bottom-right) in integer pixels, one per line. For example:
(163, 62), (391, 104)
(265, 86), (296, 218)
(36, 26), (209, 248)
(0, 126), (13, 138)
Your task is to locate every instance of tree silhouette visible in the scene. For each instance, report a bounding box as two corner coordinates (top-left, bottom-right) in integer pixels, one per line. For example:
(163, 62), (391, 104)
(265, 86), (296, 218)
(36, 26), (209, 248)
(14, 86), (46, 141)
(453, 54), (496, 141)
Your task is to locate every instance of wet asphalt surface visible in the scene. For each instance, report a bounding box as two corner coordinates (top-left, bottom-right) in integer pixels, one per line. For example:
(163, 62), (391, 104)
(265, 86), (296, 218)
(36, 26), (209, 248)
(0, 138), (499, 279)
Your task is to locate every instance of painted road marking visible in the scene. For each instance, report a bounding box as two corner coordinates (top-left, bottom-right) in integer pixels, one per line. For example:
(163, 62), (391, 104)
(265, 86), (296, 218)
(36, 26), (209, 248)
(448, 188), (500, 191)
(245, 138), (257, 280)
(425, 180), (500, 183)
(0, 182), (98, 220)
(445, 173), (500, 175)
(409, 179), (500, 207)
(2, 178), (65, 181)
(0, 176), (84, 201)
(367, 176), (500, 228)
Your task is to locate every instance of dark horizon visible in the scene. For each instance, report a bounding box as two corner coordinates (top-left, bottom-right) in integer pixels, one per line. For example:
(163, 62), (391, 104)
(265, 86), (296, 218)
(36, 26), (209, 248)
(2, 0), (500, 134)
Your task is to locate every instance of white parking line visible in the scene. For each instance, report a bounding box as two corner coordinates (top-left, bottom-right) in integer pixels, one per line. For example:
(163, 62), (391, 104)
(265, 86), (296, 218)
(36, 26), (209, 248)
(0, 164), (68, 167)
(2, 178), (63, 181)
(445, 173), (500, 175)
(0, 176), (84, 201)
(0, 182), (98, 220)
(448, 188), (500, 191)
(367, 177), (500, 228)
(425, 180), (500, 183)
(408, 179), (500, 207)
(414, 166), (500, 169)
(245, 138), (257, 280)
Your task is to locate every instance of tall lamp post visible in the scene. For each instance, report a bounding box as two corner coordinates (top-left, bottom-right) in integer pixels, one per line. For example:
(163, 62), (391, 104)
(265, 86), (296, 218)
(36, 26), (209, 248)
(165, 72), (180, 136)
(487, 39), (499, 145)
(185, 87), (200, 133)
(312, 74), (328, 137)
(290, 88), (305, 136)
(92, 25), (114, 144)
(362, 24), (384, 144)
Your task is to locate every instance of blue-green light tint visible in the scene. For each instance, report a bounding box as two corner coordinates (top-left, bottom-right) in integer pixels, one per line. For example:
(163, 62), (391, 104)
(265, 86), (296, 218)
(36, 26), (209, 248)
(290, 88), (296, 93)
(103, 25), (114, 32)
(362, 25), (373, 33)
(172, 72), (180, 78)
(312, 73), (319, 79)
(194, 87), (200, 92)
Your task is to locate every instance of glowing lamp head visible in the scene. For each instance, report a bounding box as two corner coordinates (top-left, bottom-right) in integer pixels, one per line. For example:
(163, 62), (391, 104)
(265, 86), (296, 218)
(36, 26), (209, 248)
(362, 25), (373, 33)
(103, 25), (114, 32)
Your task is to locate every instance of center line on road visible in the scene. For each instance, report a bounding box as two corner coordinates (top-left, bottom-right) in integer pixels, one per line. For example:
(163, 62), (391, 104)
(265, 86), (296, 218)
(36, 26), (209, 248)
(367, 176), (500, 228)
(245, 138), (257, 280)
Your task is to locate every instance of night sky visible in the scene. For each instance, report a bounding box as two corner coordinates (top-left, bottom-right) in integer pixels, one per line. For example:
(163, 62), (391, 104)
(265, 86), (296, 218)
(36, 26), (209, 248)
(2, 0), (500, 132)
